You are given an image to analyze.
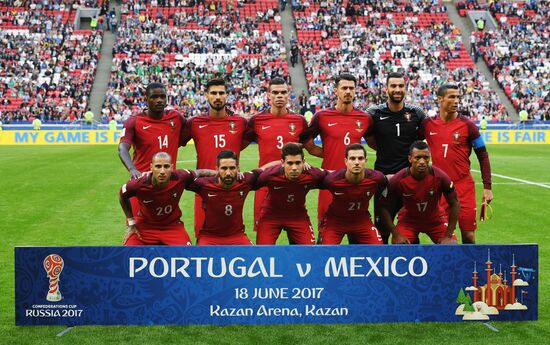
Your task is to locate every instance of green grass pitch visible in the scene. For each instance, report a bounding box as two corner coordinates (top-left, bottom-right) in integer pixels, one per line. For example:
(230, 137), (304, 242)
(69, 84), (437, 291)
(1, 144), (549, 344)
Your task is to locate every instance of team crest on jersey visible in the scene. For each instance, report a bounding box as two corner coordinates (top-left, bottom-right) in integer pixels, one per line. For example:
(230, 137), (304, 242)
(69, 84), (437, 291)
(428, 189), (434, 197)
(173, 192), (178, 198)
(289, 122), (296, 135)
(239, 191), (245, 198)
(170, 120), (175, 130)
(453, 131), (461, 143)
(366, 191), (371, 197)
(355, 120), (363, 132)
(229, 121), (237, 134)
(404, 112), (412, 122)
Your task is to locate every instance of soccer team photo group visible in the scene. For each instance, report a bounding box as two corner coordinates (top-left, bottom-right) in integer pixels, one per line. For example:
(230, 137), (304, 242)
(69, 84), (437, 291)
(1, 0), (548, 343)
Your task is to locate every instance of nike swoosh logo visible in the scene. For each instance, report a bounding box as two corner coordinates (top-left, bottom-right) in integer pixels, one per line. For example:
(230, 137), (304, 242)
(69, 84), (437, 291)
(430, 132), (438, 135)
(199, 125), (208, 129)
(142, 125), (152, 129)
(273, 186), (284, 190)
(143, 200), (153, 203)
(334, 192), (344, 195)
(327, 123), (337, 127)
(403, 193), (414, 197)
(261, 126), (271, 130)
(380, 116), (390, 120)
(207, 193), (217, 197)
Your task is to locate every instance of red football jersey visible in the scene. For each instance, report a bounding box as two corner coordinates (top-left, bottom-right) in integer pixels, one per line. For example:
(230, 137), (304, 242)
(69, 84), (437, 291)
(120, 169), (195, 227)
(245, 111), (308, 166)
(182, 115), (247, 169)
(120, 110), (186, 172)
(384, 166), (457, 225)
(189, 171), (259, 236)
(321, 169), (386, 223)
(256, 165), (327, 218)
(421, 116), (481, 182)
(302, 108), (373, 169)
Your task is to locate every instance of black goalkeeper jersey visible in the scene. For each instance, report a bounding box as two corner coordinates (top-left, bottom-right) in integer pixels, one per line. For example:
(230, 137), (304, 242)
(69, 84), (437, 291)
(366, 103), (426, 174)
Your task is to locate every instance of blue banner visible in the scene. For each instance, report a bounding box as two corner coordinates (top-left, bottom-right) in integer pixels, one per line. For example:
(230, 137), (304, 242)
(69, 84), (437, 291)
(15, 245), (538, 325)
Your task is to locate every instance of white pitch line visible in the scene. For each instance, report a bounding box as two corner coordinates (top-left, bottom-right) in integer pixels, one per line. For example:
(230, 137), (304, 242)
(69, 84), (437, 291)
(57, 327), (74, 337)
(483, 322), (500, 332)
(472, 169), (550, 189)
(476, 182), (550, 185)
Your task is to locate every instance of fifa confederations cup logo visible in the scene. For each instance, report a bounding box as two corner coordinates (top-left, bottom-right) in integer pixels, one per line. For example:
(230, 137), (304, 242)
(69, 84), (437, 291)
(43, 254), (64, 302)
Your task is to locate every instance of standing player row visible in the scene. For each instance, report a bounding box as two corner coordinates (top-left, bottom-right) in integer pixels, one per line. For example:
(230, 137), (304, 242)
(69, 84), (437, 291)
(118, 73), (493, 245)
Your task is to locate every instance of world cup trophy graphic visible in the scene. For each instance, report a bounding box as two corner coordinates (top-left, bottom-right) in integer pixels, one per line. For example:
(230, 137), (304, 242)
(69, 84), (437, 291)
(43, 254), (64, 302)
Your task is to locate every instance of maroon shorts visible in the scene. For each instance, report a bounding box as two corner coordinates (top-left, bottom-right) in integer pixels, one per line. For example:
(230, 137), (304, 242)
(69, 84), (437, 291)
(197, 232), (253, 245)
(257, 215), (315, 245)
(124, 223), (192, 246)
(396, 221), (457, 244)
(440, 176), (477, 232)
(319, 218), (383, 245)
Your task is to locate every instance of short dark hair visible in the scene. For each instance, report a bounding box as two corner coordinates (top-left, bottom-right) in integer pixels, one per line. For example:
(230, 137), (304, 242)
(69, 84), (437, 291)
(269, 77), (287, 88)
(206, 78), (226, 92)
(335, 73), (357, 88)
(345, 143), (366, 158)
(409, 140), (429, 154)
(216, 150), (238, 166)
(146, 82), (166, 97)
(386, 71), (406, 85)
(281, 142), (304, 160)
(437, 83), (459, 97)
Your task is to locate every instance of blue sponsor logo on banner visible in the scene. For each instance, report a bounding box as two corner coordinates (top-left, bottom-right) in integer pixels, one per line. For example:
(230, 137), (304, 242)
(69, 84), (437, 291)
(15, 245), (538, 325)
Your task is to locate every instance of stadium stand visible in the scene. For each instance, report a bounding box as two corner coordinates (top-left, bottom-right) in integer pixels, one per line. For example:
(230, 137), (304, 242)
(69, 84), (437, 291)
(293, 0), (510, 121)
(472, 1), (549, 120)
(0, 0), (103, 10)
(103, 0), (290, 120)
(0, 4), (102, 122)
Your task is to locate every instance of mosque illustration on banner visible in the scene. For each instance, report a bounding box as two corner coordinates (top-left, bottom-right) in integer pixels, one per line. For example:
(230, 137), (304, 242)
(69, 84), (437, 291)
(455, 249), (533, 321)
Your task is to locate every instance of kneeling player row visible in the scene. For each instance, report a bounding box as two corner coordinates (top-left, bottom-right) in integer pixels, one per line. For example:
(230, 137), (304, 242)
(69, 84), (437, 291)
(119, 142), (460, 246)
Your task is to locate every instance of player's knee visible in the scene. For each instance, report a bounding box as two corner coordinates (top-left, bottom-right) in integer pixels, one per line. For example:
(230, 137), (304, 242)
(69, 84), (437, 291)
(461, 230), (475, 244)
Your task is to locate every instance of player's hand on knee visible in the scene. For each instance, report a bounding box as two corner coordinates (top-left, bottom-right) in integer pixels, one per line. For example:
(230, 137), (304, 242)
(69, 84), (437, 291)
(123, 225), (141, 244)
(391, 233), (410, 244)
(439, 236), (457, 245)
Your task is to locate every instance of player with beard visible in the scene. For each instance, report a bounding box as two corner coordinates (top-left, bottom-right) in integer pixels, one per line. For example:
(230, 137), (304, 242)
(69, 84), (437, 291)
(380, 141), (459, 244)
(364, 72), (426, 244)
(244, 78), (322, 231)
(181, 78), (248, 238)
(420, 84), (492, 244)
(300, 73), (373, 226)
(188, 150), (276, 245)
(119, 152), (216, 246)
